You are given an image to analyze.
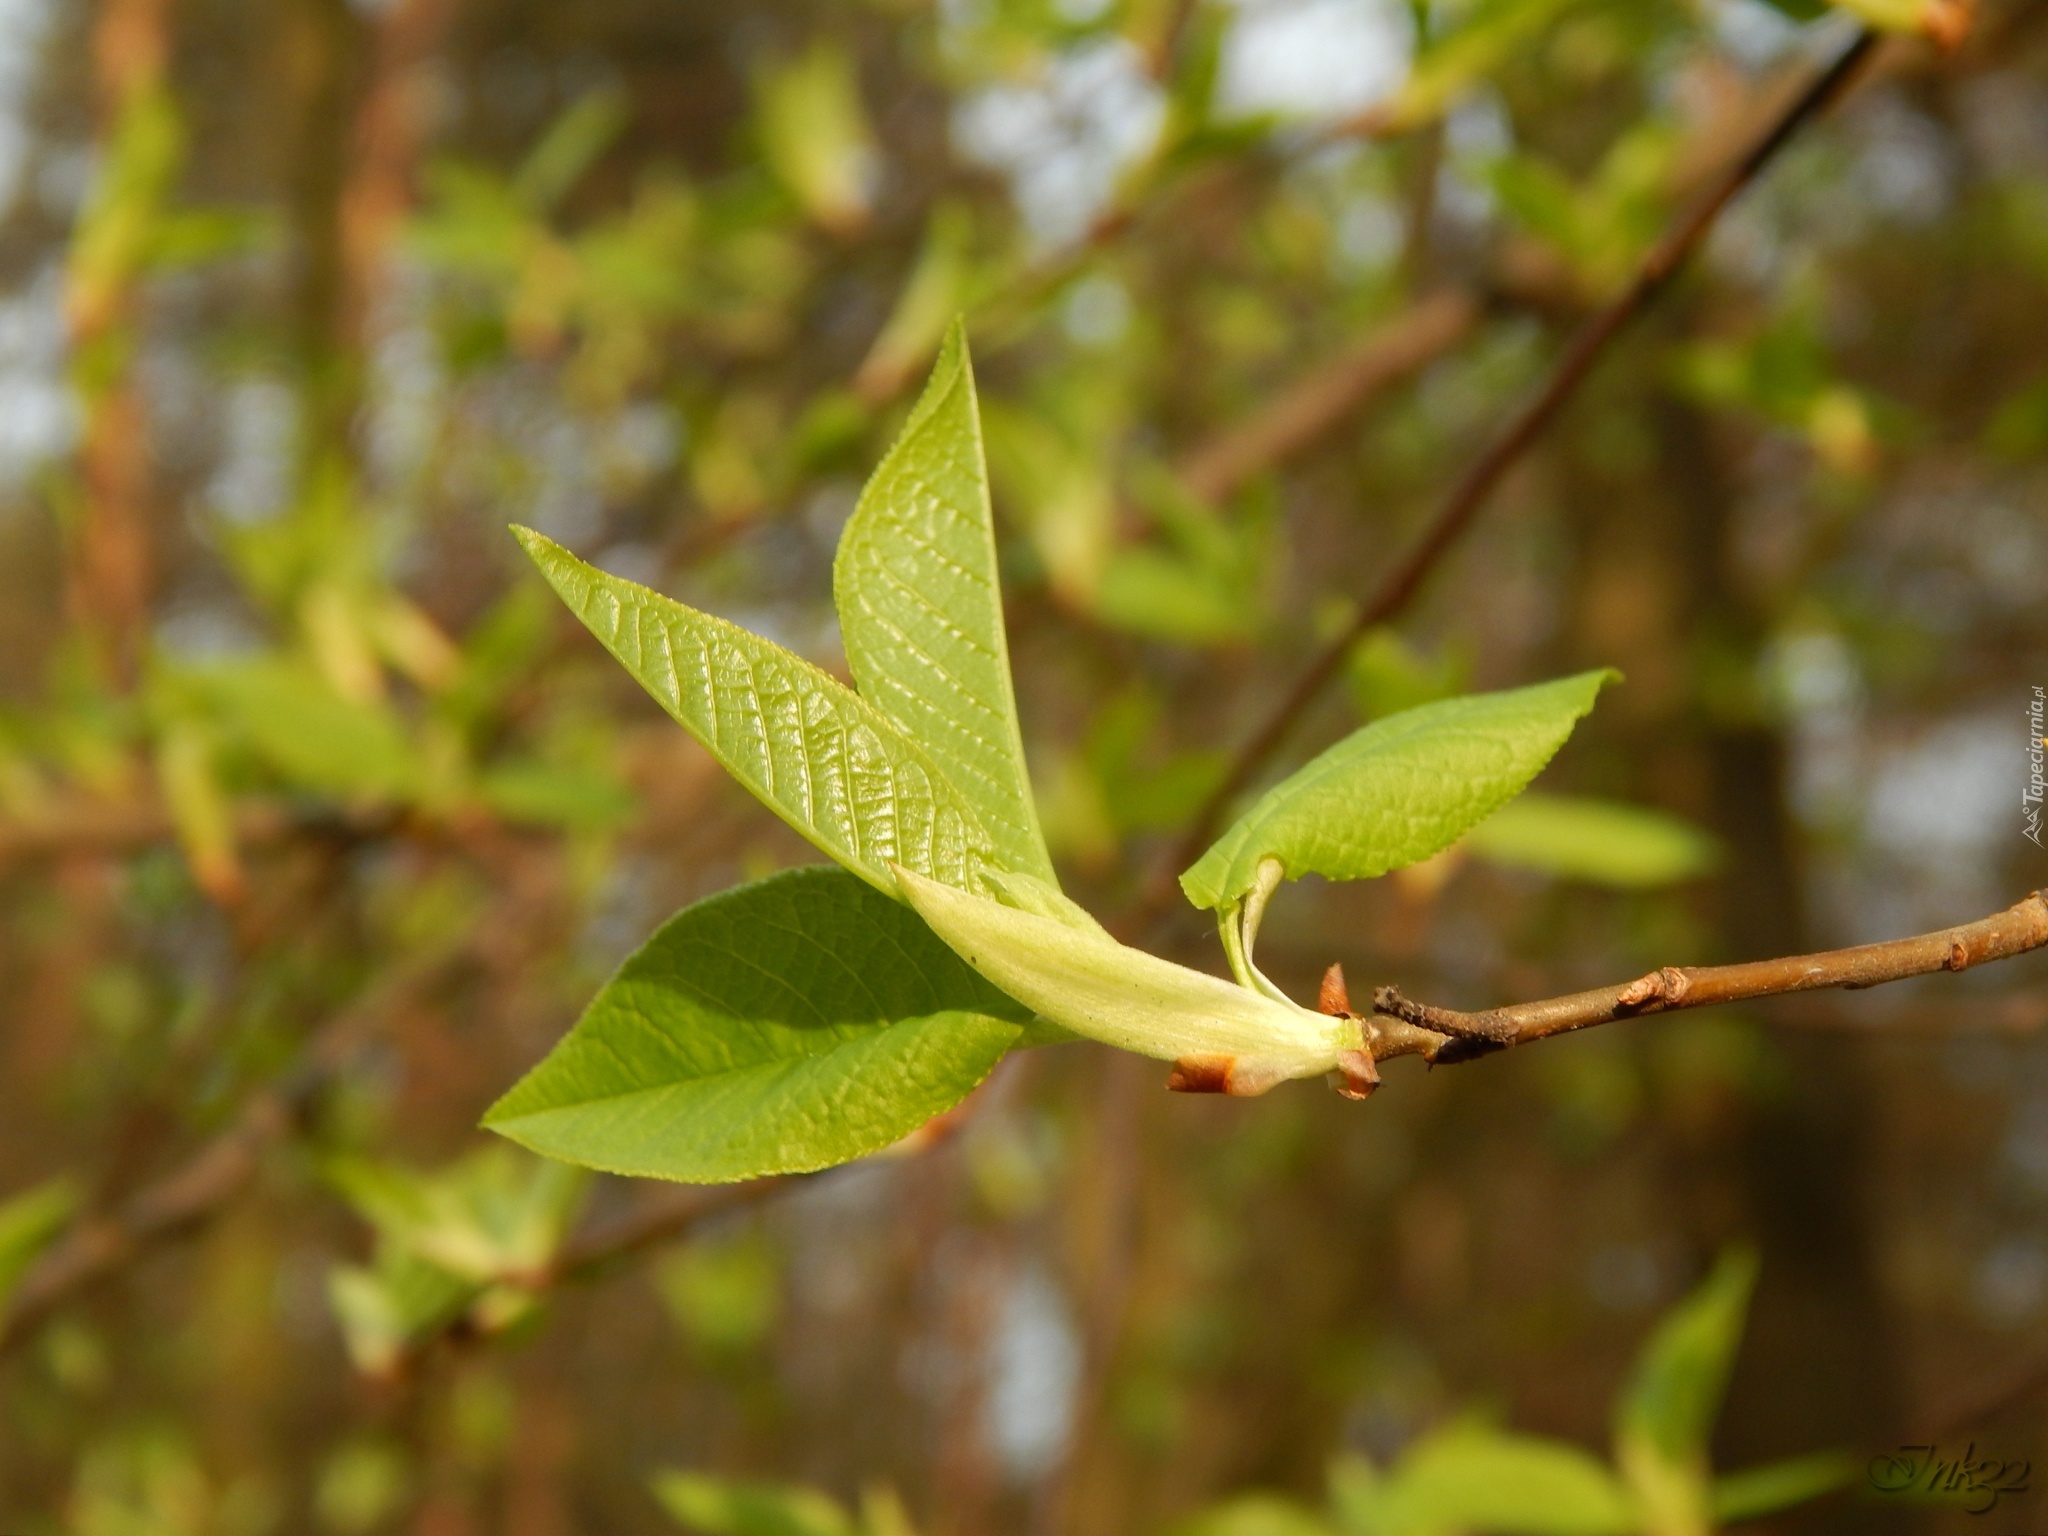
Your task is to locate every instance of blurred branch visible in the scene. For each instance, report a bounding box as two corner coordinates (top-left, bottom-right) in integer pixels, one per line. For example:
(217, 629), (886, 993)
(0, 941), (468, 1355)
(0, 798), (402, 864)
(1366, 889), (2048, 1063)
(1133, 26), (1881, 928)
(1172, 290), (1479, 504)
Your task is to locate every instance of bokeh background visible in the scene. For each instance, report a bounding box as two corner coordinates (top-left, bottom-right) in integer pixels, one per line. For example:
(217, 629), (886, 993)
(0, 0), (2045, 1530)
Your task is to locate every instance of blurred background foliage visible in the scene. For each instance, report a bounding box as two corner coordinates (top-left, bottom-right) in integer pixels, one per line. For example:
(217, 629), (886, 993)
(0, 0), (2045, 1530)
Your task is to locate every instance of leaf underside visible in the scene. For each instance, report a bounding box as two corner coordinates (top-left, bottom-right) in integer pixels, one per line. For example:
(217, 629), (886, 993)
(1181, 670), (1618, 911)
(835, 320), (1055, 886)
(485, 865), (1030, 1183)
(515, 527), (998, 896)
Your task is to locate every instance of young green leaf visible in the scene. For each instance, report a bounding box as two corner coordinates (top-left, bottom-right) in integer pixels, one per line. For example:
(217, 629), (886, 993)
(835, 322), (1054, 885)
(1182, 671), (1617, 913)
(1710, 1452), (1857, 1526)
(894, 865), (1353, 1096)
(1372, 1423), (1639, 1536)
(653, 1470), (856, 1536)
(1462, 793), (1720, 888)
(515, 527), (999, 896)
(485, 866), (1030, 1183)
(1614, 1247), (1759, 1536)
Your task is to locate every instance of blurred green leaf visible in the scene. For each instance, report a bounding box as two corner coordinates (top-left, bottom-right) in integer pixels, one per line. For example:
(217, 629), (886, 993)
(854, 205), (985, 402)
(1710, 1451), (1857, 1525)
(1382, 0), (1583, 132)
(0, 1178), (76, 1315)
(835, 322), (1055, 885)
(1347, 629), (1469, 722)
(1175, 1494), (1337, 1536)
(326, 1145), (587, 1284)
(327, 1251), (477, 1378)
(755, 41), (878, 235)
(1462, 793), (1720, 888)
(516, 528), (1001, 896)
(1372, 1422), (1638, 1535)
(654, 1470), (857, 1536)
(1614, 1247), (1759, 1536)
(486, 866), (1030, 1182)
(1182, 671), (1616, 912)
(515, 87), (630, 212)
(184, 657), (419, 803)
(657, 1227), (780, 1353)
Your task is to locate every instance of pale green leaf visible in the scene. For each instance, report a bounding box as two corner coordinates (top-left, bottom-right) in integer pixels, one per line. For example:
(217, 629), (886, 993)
(895, 865), (1349, 1094)
(191, 657), (418, 802)
(1463, 794), (1720, 888)
(485, 866), (1029, 1183)
(325, 1146), (587, 1283)
(516, 527), (999, 896)
(0, 1178), (76, 1315)
(835, 321), (1054, 884)
(1182, 671), (1617, 912)
(653, 1470), (854, 1536)
(1380, 1424), (1638, 1536)
(1711, 1452), (1856, 1525)
(1174, 1495), (1336, 1536)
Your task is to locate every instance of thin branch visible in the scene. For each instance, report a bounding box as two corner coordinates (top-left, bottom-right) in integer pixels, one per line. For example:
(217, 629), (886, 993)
(1172, 290), (1479, 505)
(1136, 27), (1880, 924)
(1365, 889), (2048, 1064)
(0, 944), (467, 1354)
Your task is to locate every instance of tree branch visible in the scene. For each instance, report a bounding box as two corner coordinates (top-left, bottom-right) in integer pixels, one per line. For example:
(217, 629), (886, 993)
(1135, 27), (1880, 924)
(1172, 290), (1480, 505)
(1364, 889), (2048, 1065)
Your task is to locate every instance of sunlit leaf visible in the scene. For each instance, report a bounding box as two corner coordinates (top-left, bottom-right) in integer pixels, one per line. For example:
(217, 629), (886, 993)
(1182, 672), (1616, 912)
(834, 322), (1055, 885)
(486, 866), (1030, 1182)
(516, 528), (1000, 897)
(1377, 1423), (1639, 1536)
(1173, 1494), (1336, 1536)
(189, 657), (419, 803)
(1462, 793), (1719, 888)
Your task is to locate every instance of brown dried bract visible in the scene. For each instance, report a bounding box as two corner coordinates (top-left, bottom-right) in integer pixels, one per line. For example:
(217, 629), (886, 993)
(1332, 1049), (1378, 1100)
(1167, 1055), (1235, 1094)
(1318, 962), (1353, 1017)
(1921, 0), (1974, 51)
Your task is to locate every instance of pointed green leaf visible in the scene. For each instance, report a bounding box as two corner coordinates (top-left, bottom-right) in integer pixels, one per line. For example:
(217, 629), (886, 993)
(516, 527), (999, 896)
(1463, 793), (1721, 888)
(1711, 1452), (1856, 1525)
(1615, 1247), (1759, 1536)
(485, 866), (1030, 1183)
(835, 322), (1055, 885)
(894, 865), (1350, 1095)
(1182, 671), (1617, 913)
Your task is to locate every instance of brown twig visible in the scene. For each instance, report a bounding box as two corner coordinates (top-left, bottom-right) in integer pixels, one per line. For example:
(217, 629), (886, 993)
(1135, 27), (1880, 926)
(0, 943), (467, 1354)
(1172, 290), (1480, 505)
(1364, 889), (2048, 1064)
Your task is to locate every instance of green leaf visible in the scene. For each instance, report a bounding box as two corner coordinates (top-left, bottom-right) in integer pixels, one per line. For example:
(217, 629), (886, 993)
(0, 1178), (77, 1315)
(1173, 1495), (1336, 1536)
(653, 1471), (855, 1536)
(1381, 1424), (1639, 1536)
(515, 527), (1000, 897)
(327, 1253), (477, 1378)
(1182, 671), (1617, 913)
(1614, 1247), (1759, 1536)
(1711, 1452), (1856, 1525)
(834, 322), (1055, 885)
(325, 1146), (587, 1284)
(189, 657), (419, 802)
(895, 865), (1350, 1095)
(485, 866), (1029, 1183)
(1462, 794), (1720, 888)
